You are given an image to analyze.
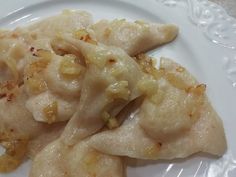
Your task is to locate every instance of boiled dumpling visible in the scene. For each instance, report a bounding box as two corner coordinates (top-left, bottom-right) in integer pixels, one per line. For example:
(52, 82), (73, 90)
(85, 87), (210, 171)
(0, 85), (64, 172)
(138, 58), (204, 140)
(30, 139), (124, 177)
(23, 51), (82, 123)
(60, 37), (144, 145)
(27, 10), (93, 38)
(90, 19), (178, 56)
(44, 53), (85, 98)
(0, 86), (45, 140)
(89, 57), (226, 160)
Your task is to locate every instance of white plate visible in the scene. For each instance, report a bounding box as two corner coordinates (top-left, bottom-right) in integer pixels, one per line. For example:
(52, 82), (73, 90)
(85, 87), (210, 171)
(1, 0), (236, 177)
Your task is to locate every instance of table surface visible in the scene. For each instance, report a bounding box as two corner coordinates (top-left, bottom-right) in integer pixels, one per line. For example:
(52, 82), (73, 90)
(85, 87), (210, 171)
(210, 0), (236, 17)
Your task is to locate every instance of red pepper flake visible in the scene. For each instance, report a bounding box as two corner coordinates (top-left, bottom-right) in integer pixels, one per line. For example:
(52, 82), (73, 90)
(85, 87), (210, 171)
(30, 47), (34, 52)
(107, 58), (116, 65)
(1, 81), (16, 90)
(0, 93), (7, 99)
(7, 93), (14, 102)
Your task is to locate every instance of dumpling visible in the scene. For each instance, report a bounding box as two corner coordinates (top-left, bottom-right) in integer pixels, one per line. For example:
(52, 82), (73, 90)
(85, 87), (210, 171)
(90, 19), (178, 56)
(44, 53), (85, 98)
(138, 58), (204, 140)
(59, 37), (144, 145)
(30, 139), (124, 177)
(23, 51), (82, 123)
(0, 85), (45, 140)
(89, 57), (226, 160)
(90, 110), (161, 159)
(0, 85), (65, 172)
(27, 10), (93, 38)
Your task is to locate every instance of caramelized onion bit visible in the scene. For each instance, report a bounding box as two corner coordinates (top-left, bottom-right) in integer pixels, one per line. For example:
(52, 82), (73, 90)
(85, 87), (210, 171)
(0, 139), (28, 173)
(43, 101), (58, 124)
(106, 81), (130, 100)
(137, 79), (158, 97)
(136, 54), (165, 80)
(186, 84), (206, 96)
(176, 66), (185, 72)
(136, 54), (156, 74)
(165, 73), (189, 90)
(26, 77), (47, 94)
(24, 53), (51, 94)
(35, 49), (52, 62)
(59, 55), (83, 79)
(73, 29), (97, 45)
(25, 59), (50, 77)
(102, 112), (119, 129)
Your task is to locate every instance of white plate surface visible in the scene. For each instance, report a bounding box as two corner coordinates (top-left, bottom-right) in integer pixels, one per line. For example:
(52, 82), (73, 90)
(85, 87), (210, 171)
(1, 0), (236, 177)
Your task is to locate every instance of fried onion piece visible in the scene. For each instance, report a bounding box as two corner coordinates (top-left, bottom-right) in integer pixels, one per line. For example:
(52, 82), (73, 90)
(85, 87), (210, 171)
(0, 138), (28, 172)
